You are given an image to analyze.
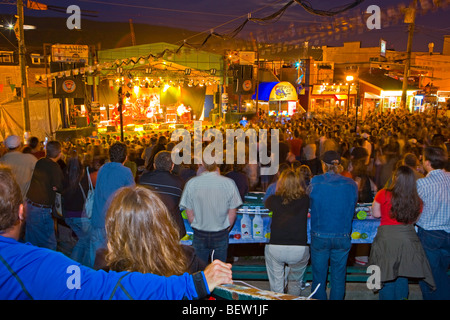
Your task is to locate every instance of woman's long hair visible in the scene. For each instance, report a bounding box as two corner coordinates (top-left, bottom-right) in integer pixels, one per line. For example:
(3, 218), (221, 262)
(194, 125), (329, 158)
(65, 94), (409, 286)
(387, 165), (422, 224)
(275, 168), (306, 204)
(65, 152), (84, 191)
(105, 186), (189, 276)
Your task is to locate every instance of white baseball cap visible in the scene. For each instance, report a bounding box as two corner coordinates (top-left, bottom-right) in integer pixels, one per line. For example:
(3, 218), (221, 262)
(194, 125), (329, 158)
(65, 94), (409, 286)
(4, 135), (21, 149)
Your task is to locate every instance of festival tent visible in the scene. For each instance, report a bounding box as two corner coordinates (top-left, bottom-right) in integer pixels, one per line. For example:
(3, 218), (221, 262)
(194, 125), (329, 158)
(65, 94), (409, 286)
(0, 87), (62, 141)
(252, 81), (302, 115)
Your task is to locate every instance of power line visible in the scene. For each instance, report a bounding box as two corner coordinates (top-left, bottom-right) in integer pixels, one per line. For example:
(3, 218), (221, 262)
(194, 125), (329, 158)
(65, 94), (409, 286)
(78, 0), (243, 18)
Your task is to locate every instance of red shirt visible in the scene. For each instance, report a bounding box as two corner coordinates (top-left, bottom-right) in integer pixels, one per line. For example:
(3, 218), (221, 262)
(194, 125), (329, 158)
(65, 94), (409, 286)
(31, 150), (46, 159)
(374, 189), (403, 226)
(374, 189), (422, 226)
(289, 138), (303, 157)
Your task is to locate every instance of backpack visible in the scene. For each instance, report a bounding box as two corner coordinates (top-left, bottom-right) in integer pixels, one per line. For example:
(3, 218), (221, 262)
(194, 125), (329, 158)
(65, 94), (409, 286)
(80, 167), (94, 219)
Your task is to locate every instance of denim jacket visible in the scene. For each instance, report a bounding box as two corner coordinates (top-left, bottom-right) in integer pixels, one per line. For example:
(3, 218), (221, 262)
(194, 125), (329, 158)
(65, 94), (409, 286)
(91, 162), (135, 229)
(309, 172), (358, 237)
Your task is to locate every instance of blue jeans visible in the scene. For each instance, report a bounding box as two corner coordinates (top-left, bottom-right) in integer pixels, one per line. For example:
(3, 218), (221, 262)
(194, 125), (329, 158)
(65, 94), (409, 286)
(310, 233), (352, 300)
(417, 227), (450, 300)
(192, 228), (229, 263)
(89, 227), (107, 269)
(379, 277), (409, 300)
(25, 203), (56, 251)
(65, 217), (92, 267)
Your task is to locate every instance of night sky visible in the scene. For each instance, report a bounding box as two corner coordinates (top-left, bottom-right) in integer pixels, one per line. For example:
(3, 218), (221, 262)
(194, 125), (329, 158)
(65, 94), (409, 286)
(1, 0), (449, 51)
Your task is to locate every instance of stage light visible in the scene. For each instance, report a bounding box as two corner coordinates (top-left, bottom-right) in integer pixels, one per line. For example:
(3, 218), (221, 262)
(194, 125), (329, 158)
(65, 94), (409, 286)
(163, 84), (170, 92)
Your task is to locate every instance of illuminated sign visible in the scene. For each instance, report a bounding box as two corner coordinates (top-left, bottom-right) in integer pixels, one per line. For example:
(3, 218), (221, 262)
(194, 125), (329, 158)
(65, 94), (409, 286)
(52, 44), (89, 63)
(380, 39), (386, 57)
(269, 82), (297, 101)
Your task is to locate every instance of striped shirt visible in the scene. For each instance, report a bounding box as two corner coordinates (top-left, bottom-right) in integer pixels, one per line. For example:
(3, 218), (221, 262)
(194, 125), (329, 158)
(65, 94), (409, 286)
(179, 171), (243, 232)
(416, 169), (450, 232)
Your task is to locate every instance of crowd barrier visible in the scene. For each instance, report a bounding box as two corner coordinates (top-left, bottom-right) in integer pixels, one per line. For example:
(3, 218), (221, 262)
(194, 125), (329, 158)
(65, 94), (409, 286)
(180, 192), (379, 245)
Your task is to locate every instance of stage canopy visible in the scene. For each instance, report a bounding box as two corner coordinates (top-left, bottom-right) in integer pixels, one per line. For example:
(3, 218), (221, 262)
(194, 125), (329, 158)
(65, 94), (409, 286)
(97, 42), (224, 85)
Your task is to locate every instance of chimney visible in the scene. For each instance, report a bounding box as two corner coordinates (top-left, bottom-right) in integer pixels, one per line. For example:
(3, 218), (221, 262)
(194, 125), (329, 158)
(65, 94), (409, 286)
(428, 43), (434, 55)
(443, 35), (450, 56)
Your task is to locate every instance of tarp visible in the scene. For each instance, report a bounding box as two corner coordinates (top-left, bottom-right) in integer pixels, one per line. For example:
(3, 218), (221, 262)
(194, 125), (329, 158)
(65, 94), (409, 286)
(252, 82), (278, 100)
(0, 97), (62, 141)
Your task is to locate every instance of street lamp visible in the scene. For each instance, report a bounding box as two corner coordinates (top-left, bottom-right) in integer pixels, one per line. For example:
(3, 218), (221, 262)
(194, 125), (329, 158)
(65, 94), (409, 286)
(346, 75), (354, 116)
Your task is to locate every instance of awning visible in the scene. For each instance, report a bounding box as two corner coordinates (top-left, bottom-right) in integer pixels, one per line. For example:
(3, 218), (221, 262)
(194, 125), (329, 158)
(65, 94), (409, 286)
(335, 94), (348, 100)
(252, 82), (278, 100)
(364, 92), (381, 99)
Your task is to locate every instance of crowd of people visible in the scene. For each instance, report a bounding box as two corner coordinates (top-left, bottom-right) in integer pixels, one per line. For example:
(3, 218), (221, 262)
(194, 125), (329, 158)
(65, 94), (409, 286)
(0, 106), (448, 300)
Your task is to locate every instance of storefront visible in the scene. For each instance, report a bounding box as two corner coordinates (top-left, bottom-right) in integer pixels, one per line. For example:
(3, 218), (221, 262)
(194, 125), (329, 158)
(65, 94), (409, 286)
(358, 73), (417, 113)
(437, 90), (450, 108)
(309, 83), (357, 114)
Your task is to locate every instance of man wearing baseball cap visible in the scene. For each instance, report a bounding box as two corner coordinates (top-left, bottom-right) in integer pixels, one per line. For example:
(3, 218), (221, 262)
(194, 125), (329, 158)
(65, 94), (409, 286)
(308, 150), (358, 300)
(0, 135), (37, 197)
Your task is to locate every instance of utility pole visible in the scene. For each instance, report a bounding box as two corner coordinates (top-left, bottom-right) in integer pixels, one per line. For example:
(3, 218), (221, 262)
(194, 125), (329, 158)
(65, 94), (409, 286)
(401, 0), (417, 111)
(43, 43), (53, 138)
(17, 0), (31, 140)
(129, 19), (136, 46)
(118, 86), (124, 142)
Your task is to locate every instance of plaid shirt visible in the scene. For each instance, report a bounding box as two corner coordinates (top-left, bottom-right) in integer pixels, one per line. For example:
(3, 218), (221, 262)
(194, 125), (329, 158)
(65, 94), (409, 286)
(416, 169), (450, 232)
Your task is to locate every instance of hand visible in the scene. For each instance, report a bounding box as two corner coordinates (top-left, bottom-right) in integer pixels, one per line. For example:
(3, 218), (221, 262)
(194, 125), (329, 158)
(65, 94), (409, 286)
(203, 259), (233, 292)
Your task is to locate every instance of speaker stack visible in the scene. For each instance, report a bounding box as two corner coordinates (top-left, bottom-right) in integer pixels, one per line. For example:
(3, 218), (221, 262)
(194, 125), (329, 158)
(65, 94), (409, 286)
(233, 65), (254, 95)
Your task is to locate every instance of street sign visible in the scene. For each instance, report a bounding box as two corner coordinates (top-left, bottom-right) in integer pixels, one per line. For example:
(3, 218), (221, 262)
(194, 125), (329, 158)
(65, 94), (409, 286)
(51, 44), (89, 63)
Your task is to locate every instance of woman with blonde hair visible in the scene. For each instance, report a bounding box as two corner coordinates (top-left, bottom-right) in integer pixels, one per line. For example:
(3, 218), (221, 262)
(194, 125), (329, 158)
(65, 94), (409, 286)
(264, 168), (310, 296)
(103, 186), (205, 276)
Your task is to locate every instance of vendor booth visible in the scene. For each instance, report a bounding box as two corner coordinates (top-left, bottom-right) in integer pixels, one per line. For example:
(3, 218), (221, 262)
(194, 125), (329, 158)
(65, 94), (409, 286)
(252, 81), (300, 117)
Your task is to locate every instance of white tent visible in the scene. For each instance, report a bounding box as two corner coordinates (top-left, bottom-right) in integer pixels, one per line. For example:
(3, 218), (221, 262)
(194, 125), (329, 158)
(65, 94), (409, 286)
(0, 88), (62, 142)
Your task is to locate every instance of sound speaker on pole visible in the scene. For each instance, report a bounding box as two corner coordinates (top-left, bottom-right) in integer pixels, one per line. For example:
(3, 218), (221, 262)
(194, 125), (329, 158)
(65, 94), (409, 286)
(233, 64), (254, 95)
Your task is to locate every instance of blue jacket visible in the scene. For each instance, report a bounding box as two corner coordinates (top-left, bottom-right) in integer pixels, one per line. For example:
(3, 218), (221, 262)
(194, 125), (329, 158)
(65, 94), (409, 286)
(91, 162), (135, 229)
(309, 172), (358, 237)
(0, 235), (209, 300)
